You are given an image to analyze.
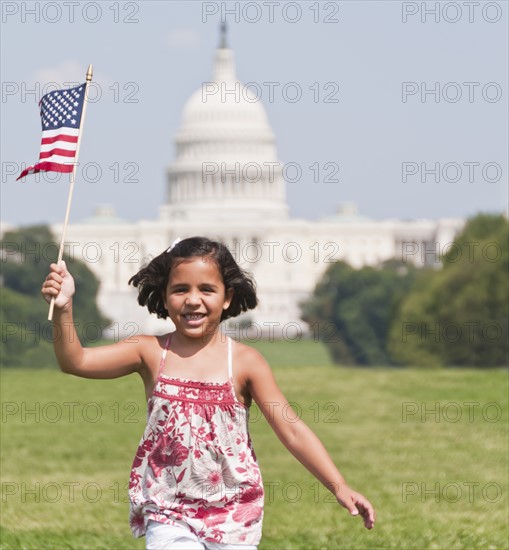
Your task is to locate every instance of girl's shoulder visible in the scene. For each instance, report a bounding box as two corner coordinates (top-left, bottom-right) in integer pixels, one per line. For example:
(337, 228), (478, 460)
(232, 339), (270, 371)
(133, 333), (172, 384)
(230, 340), (272, 404)
(130, 332), (168, 350)
(133, 333), (170, 366)
(232, 338), (262, 357)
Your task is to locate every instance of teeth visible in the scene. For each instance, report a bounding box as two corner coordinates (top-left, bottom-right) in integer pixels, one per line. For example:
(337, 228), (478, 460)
(185, 314), (204, 320)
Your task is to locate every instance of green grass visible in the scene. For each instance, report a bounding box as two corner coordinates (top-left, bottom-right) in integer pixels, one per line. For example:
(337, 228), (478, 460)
(1, 341), (508, 549)
(245, 338), (335, 368)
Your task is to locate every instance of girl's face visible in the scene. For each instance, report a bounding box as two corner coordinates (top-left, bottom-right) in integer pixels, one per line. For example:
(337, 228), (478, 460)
(163, 256), (233, 339)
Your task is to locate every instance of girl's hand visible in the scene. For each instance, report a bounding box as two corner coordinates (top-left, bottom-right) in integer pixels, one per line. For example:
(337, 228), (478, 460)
(335, 483), (376, 529)
(41, 261), (75, 309)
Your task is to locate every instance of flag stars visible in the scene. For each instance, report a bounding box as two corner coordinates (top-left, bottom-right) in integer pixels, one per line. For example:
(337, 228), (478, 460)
(41, 87), (83, 127)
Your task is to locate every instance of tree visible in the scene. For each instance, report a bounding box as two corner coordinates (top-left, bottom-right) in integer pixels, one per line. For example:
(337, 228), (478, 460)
(388, 214), (508, 367)
(301, 260), (417, 366)
(1, 225), (111, 368)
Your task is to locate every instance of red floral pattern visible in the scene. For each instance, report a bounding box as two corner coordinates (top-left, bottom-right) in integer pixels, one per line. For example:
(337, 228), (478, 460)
(128, 375), (264, 545)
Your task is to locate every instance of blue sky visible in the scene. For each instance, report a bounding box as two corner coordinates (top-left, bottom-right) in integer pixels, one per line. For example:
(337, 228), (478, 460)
(1, 0), (507, 226)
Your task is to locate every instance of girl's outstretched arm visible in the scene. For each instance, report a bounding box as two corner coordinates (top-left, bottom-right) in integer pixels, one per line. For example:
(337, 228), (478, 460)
(41, 261), (150, 380)
(245, 347), (376, 530)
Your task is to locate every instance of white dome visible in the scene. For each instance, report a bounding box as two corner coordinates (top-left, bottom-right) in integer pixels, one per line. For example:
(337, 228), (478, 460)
(177, 48), (274, 141)
(162, 44), (288, 223)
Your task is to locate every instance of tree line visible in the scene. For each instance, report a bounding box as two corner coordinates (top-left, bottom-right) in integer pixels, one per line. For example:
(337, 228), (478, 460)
(301, 214), (508, 367)
(1, 225), (110, 368)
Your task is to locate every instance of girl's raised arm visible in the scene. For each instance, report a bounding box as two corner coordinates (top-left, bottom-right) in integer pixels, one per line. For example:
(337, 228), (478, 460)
(41, 262), (149, 380)
(245, 347), (376, 530)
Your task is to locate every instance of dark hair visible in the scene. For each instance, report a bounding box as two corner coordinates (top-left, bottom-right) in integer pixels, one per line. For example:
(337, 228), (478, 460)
(129, 237), (258, 321)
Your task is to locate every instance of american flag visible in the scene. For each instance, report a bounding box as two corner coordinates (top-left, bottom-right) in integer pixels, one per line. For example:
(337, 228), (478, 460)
(17, 83), (86, 180)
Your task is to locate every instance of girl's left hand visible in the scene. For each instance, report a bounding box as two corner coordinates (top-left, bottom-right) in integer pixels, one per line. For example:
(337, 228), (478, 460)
(335, 483), (376, 529)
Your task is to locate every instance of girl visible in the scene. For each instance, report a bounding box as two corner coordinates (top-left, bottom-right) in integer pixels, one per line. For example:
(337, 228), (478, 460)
(41, 236), (375, 550)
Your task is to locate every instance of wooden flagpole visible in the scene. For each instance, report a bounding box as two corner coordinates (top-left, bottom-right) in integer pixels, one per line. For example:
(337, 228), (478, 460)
(48, 64), (93, 321)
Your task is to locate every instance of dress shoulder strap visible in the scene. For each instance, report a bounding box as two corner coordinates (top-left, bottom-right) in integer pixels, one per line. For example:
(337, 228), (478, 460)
(158, 333), (172, 375)
(227, 336), (233, 380)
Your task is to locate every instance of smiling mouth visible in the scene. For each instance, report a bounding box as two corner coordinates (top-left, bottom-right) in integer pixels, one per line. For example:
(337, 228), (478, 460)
(183, 313), (206, 321)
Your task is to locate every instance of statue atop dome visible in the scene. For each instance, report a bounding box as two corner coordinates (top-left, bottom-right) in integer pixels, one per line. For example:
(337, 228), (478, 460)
(219, 21), (228, 49)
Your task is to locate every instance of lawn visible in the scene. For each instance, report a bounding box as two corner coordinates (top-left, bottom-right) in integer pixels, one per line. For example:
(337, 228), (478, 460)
(1, 340), (507, 549)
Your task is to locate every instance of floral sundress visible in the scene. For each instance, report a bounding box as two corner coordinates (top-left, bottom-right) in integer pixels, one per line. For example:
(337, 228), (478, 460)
(128, 335), (264, 545)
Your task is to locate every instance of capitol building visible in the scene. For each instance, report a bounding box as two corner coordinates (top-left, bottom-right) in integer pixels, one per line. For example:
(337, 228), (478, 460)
(57, 36), (464, 338)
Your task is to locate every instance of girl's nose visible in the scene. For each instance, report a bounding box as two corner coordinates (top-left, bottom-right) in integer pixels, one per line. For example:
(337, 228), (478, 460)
(185, 291), (201, 305)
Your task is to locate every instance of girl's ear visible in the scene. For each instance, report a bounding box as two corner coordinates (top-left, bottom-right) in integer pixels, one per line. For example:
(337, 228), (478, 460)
(223, 288), (234, 310)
